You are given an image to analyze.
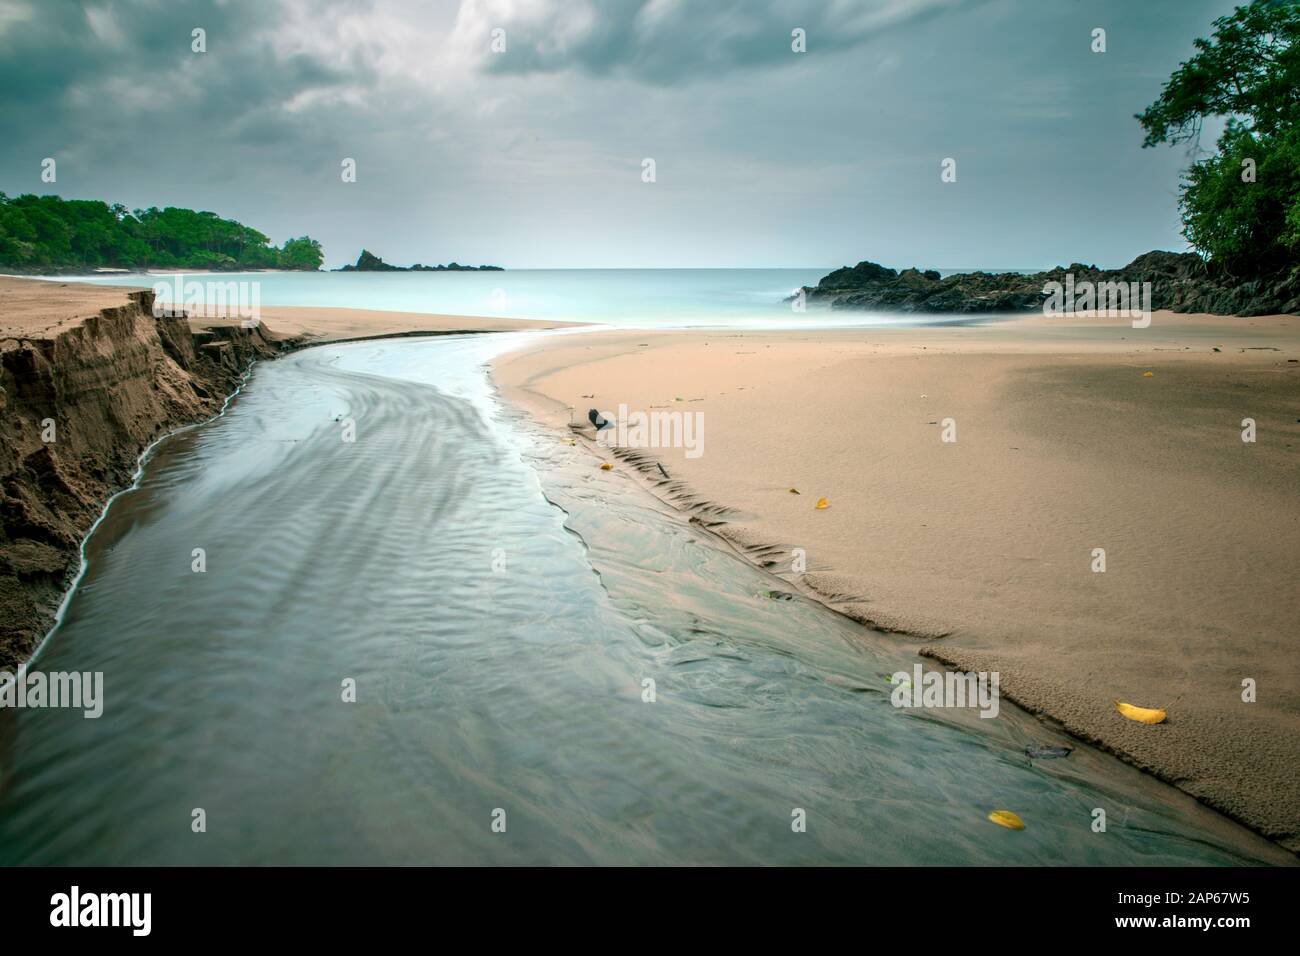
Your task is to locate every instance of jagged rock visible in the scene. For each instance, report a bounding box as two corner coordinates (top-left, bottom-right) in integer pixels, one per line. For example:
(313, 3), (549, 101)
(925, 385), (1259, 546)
(817, 261), (898, 290)
(340, 249), (402, 272)
(797, 252), (1299, 316)
(337, 250), (503, 272)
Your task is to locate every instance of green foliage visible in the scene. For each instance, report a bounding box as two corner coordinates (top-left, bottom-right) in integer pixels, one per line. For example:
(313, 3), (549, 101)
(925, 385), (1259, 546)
(1137, 1), (1300, 274)
(1181, 124), (1300, 266)
(0, 193), (323, 272)
(279, 236), (325, 271)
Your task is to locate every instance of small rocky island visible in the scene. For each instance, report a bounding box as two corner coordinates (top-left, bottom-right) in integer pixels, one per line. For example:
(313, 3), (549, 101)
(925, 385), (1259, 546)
(798, 251), (1299, 317)
(336, 250), (503, 272)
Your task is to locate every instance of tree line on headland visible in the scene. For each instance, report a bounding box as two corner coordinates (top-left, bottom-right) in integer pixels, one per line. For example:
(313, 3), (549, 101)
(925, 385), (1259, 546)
(0, 192), (324, 273)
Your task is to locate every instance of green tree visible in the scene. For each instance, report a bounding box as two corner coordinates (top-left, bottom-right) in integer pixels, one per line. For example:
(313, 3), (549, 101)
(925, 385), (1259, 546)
(1137, 0), (1300, 275)
(0, 193), (325, 272)
(279, 236), (324, 270)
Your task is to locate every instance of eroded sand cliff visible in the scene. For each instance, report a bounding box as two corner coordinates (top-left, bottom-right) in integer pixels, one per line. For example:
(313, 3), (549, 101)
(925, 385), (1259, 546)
(0, 282), (286, 666)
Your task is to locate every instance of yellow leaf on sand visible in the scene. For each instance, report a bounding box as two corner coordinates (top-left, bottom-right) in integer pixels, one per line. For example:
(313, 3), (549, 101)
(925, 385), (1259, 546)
(988, 810), (1025, 830)
(600, 463), (612, 471)
(1143, 371), (1154, 377)
(1114, 699), (1166, 724)
(815, 497), (829, 509)
(789, 488), (801, 495)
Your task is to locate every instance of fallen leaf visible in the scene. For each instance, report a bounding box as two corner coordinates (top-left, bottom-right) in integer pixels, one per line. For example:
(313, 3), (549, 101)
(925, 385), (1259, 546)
(1143, 371), (1154, 377)
(1114, 699), (1166, 724)
(789, 488), (801, 495)
(815, 497), (829, 509)
(600, 463), (612, 471)
(988, 810), (1025, 830)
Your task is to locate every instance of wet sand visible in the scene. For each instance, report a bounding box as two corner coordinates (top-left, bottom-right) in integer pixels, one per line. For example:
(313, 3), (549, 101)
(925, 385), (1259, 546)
(492, 311), (1300, 851)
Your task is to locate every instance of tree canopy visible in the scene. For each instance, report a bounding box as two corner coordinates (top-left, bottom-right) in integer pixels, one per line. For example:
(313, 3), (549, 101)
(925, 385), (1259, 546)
(1137, 0), (1300, 274)
(0, 193), (323, 272)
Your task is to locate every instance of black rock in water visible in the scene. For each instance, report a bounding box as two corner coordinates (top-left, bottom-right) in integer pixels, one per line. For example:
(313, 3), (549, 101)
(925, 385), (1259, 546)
(339, 249), (401, 272)
(337, 250), (503, 272)
(794, 251), (1300, 317)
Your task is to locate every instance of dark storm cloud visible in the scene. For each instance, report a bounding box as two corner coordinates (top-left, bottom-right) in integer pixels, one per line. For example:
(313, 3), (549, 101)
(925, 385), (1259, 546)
(0, 0), (373, 171)
(0, 0), (1255, 268)
(462, 0), (987, 83)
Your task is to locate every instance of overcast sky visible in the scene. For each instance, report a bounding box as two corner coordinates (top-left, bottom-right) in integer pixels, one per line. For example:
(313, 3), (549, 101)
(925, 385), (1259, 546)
(0, 0), (1242, 269)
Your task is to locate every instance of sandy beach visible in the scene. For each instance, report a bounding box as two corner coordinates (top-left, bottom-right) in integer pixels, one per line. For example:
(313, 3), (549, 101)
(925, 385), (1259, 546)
(0, 276), (161, 339)
(5, 274), (1296, 852)
(0, 276), (571, 344)
(493, 311), (1300, 849)
(183, 302), (574, 341)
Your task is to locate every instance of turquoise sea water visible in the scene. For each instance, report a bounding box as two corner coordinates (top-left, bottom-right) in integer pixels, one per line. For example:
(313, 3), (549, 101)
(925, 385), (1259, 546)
(63, 268), (993, 329)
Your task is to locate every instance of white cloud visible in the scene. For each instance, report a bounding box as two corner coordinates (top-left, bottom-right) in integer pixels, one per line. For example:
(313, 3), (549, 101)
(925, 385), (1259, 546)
(450, 0), (980, 82)
(0, 0), (31, 38)
(83, 5), (125, 47)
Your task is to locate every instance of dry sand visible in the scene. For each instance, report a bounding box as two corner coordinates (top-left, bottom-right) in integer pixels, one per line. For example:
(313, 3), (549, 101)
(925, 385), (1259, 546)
(184, 303), (573, 341)
(0, 276), (156, 339)
(0, 275), (570, 345)
(493, 311), (1300, 850)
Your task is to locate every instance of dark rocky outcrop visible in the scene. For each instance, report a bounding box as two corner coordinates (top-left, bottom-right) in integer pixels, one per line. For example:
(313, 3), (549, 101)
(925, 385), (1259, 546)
(337, 250), (503, 272)
(799, 251), (1300, 316)
(0, 290), (288, 667)
(340, 249), (402, 272)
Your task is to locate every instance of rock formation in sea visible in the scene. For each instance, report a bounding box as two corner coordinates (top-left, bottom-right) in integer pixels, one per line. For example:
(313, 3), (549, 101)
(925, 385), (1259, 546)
(798, 251), (1300, 316)
(0, 290), (290, 667)
(337, 249), (503, 272)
